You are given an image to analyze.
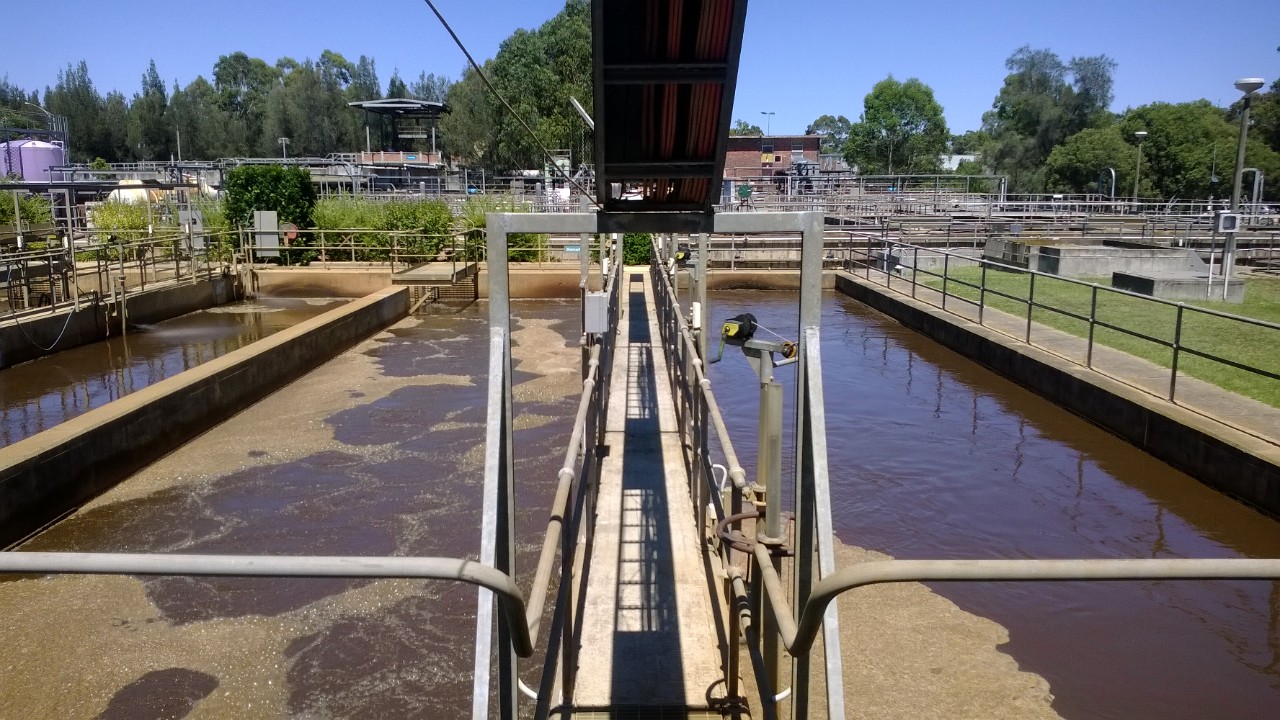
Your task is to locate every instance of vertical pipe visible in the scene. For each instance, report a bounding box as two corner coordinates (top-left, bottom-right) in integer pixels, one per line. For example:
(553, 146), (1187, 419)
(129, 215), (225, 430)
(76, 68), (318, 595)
(474, 214), (517, 720)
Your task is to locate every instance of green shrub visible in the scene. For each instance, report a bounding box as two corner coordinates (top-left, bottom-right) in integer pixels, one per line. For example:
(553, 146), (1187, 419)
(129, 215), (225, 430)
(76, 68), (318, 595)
(313, 195), (455, 262)
(223, 165), (317, 228)
(622, 233), (653, 265)
(459, 195), (547, 263)
(0, 186), (53, 228)
(89, 200), (154, 241)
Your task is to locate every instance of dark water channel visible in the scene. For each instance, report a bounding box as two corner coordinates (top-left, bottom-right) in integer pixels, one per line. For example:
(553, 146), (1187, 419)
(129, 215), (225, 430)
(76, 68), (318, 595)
(0, 297), (347, 447)
(706, 290), (1280, 719)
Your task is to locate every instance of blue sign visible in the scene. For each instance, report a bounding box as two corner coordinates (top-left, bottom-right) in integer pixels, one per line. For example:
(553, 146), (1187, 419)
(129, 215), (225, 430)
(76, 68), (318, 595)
(565, 244), (581, 253)
(406, 154), (418, 160)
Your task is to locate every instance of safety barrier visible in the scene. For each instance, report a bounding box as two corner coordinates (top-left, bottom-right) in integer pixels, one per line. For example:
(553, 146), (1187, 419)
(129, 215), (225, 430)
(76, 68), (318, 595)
(842, 236), (1280, 415)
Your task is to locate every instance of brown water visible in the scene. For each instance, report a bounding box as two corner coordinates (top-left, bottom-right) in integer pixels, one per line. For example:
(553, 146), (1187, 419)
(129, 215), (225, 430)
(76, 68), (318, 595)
(0, 297), (347, 447)
(705, 290), (1280, 719)
(6, 290), (1278, 717)
(3, 300), (580, 718)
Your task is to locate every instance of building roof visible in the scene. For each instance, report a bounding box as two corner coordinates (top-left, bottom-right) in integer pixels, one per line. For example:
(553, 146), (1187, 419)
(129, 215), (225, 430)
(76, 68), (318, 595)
(347, 98), (450, 118)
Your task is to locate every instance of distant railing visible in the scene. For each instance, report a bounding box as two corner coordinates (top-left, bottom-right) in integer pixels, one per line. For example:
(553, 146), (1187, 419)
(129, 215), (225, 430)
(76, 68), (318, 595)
(840, 237), (1280, 417)
(2, 226), (230, 323)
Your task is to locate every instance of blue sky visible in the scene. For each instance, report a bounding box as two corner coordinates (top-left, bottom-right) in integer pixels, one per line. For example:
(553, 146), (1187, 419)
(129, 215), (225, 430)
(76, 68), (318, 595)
(2, 0), (1277, 134)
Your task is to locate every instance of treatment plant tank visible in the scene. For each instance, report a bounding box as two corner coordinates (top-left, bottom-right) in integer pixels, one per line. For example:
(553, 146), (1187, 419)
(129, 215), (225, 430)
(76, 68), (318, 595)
(0, 140), (66, 182)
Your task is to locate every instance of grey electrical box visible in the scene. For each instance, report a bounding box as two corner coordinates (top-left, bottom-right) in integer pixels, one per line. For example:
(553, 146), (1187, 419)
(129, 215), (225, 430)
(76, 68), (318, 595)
(253, 210), (280, 258)
(1214, 211), (1241, 234)
(584, 291), (608, 334)
(179, 208), (206, 249)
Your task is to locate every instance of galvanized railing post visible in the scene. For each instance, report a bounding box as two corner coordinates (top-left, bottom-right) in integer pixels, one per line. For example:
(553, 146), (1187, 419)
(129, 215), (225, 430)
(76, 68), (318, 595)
(911, 246), (918, 298)
(1025, 272), (1036, 343)
(978, 261), (987, 326)
(475, 214), (517, 720)
(941, 253), (949, 311)
(1170, 304), (1184, 401)
(1087, 285), (1099, 368)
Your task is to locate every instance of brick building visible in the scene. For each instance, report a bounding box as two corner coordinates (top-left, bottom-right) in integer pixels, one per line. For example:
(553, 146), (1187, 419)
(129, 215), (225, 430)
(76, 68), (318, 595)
(723, 134), (821, 178)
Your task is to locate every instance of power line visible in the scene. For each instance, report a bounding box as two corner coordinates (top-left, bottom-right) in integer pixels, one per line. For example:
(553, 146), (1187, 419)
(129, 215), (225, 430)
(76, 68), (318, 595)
(421, 0), (601, 210)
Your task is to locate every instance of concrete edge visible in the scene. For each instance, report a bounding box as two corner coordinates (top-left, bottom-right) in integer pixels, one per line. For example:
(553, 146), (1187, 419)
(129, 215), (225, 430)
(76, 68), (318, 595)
(0, 286), (410, 547)
(0, 276), (241, 370)
(832, 271), (1280, 516)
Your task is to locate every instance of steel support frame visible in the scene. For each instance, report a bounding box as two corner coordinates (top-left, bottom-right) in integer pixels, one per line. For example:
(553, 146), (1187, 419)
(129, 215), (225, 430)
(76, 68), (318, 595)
(479, 212), (617, 719)
(660, 210), (849, 712)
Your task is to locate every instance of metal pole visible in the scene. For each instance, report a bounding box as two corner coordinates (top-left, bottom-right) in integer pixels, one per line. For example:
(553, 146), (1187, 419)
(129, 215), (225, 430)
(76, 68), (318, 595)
(1087, 285), (1098, 368)
(1224, 91), (1255, 299)
(1026, 273), (1036, 342)
(1170, 304), (1184, 401)
(1132, 134), (1146, 204)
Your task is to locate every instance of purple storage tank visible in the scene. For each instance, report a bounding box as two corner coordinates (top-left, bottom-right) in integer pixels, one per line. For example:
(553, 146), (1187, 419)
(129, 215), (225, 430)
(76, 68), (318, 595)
(0, 140), (67, 182)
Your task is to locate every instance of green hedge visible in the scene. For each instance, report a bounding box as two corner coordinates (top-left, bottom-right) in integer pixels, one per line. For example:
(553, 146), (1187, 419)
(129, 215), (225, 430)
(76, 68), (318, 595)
(458, 195), (547, 263)
(223, 165), (317, 229)
(622, 233), (653, 265)
(0, 187), (53, 228)
(313, 195), (455, 262)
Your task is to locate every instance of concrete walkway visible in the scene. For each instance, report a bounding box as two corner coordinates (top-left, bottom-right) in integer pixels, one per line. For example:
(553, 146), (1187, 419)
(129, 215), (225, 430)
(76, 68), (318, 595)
(852, 268), (1280, 448)
(571, 270), (724, 713)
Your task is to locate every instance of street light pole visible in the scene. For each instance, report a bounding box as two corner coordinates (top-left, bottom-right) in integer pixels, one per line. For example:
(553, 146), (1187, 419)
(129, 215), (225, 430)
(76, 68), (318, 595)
(278, 137), (290, 160)
(1223, 77), (1265, 299)
(1132, 130), (1147, 208)
(760, 111), (775, 136)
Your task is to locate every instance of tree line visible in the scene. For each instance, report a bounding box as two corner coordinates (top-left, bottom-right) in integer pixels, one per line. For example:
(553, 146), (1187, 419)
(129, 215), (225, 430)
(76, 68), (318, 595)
(0, 52), (452, 164)
(778, 46), (1280, 201)
(0, 0), (591, 173)
(4, 0), (1276, 200)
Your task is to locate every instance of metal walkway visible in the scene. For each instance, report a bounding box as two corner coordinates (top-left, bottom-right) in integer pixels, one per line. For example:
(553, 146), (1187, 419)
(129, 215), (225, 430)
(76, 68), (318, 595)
(571, 270), (724, 711)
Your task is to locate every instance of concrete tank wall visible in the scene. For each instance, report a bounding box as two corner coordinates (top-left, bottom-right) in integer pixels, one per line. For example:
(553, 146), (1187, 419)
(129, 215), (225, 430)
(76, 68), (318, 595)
(0, 286), (409, 547)
(0, 276), (241, 370)
(833, 271), (1280, 515)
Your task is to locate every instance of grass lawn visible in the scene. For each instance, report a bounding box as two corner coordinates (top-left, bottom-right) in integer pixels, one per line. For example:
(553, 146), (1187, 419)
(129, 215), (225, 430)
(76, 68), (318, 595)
(927, 268), (1280, 408)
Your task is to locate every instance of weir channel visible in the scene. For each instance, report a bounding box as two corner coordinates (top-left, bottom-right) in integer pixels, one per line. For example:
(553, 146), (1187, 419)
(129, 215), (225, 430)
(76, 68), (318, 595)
(1, 297), (347, 447)
(0, 280), (1275, 717)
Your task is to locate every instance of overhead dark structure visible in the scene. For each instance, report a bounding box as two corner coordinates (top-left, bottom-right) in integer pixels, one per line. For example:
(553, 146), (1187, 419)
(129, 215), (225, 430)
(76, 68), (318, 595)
(592, 0), (749, 224)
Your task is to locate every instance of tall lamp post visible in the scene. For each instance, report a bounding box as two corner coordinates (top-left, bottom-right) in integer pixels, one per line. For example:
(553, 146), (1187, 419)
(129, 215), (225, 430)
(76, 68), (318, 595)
(1223, 77), (1265, 299)
(278, 137), (290, 160)
(760, 111), (775, 136)
(1132, 130), (1148, 208)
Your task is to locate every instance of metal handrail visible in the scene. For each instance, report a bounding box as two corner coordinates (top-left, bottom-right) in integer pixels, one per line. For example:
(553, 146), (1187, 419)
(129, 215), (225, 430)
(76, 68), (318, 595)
(756, 552), (1280, 656)
(474, 215), (621, 718)
(648, 214), (846, 718)
(847, 237), (1280, 409)
(0, 552), (533, 655)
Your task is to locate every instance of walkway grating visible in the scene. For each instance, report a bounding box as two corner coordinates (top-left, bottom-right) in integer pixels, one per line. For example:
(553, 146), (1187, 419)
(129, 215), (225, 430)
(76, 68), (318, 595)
(568, 270), (725, 712)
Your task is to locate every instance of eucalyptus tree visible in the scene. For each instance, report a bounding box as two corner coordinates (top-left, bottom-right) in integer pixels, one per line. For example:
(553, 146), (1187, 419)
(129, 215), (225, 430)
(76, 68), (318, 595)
(981, 46), (1117, 191)
(805, 114), (852, 154)
(843, 77), (949, 174)
(128, 60), (171, 161)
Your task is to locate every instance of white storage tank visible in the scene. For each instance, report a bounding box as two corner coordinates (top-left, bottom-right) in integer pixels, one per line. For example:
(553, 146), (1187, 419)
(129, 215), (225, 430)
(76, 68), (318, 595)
(0, 140), (67, 182)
